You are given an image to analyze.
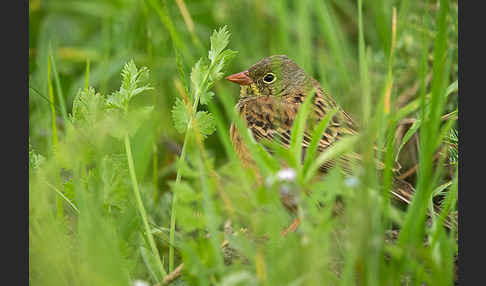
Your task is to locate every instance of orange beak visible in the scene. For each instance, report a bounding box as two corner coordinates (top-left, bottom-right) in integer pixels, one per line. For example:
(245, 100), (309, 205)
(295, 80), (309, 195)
(225, 70), (253, 85)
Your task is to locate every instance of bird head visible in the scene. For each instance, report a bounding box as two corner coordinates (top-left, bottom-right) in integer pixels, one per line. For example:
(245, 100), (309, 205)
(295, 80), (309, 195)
(226, 55), (314, 98)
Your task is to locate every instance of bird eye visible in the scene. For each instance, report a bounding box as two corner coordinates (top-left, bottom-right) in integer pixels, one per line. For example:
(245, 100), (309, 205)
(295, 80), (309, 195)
(263, 73), (276, 84)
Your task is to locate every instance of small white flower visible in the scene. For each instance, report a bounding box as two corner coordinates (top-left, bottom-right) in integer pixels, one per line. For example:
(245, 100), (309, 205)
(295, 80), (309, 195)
(132, 280), (150, 286)
(276, 168), (296, 182)
(345, 176), (359, 188)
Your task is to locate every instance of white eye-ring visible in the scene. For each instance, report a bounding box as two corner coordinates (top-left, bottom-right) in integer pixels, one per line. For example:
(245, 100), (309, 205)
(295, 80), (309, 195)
(263, 72), (276, 84)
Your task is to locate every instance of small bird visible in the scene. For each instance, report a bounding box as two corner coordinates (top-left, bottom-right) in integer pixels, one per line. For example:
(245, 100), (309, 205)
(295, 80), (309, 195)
(227, 55), (365, 172)
(225, 55), (451, 231)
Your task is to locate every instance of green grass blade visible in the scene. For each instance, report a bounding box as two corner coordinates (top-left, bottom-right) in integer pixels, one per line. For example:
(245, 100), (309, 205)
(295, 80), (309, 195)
(393, 80), (458, 122)
(304, 135), (359, 183)
(357, 0), (371, 124)
(289, 88), (315, 174)
(47, 54), (64, 219)
(49, 53), (68, 123)
(45, 181), (80, 214)
(302, 109), (337, 175)
(47, 56), (58, 151)
(399, 0), (450, 253)
(395, 119), (421, 161)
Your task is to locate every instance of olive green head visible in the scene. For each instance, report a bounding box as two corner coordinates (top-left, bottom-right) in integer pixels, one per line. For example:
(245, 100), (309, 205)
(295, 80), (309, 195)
(226, 55), (314, 97)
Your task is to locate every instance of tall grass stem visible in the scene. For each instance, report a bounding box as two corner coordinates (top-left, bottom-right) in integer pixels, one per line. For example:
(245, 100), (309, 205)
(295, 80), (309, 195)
(124, 135), (167, 280)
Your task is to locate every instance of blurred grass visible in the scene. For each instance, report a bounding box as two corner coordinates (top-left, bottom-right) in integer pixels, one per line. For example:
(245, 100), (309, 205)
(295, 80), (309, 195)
(29, 0), (458, 285)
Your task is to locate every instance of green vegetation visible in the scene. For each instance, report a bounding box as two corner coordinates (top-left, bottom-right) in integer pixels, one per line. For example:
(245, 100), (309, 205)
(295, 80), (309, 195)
(29, 0), (458, 285)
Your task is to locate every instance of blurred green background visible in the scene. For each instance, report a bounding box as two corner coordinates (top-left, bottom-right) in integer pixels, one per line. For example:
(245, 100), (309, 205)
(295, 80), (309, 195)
(29, 0), (458, 285)
(29, 0), (457, 161)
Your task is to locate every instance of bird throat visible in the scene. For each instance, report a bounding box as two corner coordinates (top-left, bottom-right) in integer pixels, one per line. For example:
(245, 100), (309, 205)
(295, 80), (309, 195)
(239, 83), (261, 98)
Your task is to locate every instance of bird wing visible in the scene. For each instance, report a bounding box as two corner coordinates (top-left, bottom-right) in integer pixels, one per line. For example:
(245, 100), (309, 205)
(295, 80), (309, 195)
(240, 91), (359, 172)
(237, 89), (453, 229)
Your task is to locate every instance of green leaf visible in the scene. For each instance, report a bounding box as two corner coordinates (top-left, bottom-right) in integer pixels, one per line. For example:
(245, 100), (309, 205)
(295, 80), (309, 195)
(71, 87), (106, 126)
(255, 143), (281, 172)
(393, 80), (458, 122)
(121, 60), (151, 92)
(195, 111), (216, 139)
(445, 80), (458, 97)
(172, 98), (190, 134)
(109, 59), (153, 111)
(191, 59), (207, 94)
(209, 49), (238, 81)
(199, 91), (215, 106)
(131, 86), (154, 98)
(262, 139), (297, 169)
(29, 143), (45, 170)
(208, 26), (231, 63)
(303, 109), (337, 174)
(62, 180), (77, 210)
(206, 26), (237, 82)
(304, 135), (360, 183)
(121, 60), (138, 87)
(105, 92), (124, 110)
(395, 119), (422, 161)
(100, 155), (130, 209)
(290, 89), (315, 169)
(218, 49), (239, 63)
(432, 181), (453, 197)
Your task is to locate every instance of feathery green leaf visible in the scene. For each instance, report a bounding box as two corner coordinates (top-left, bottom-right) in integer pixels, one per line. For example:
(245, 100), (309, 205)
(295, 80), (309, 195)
(195, 111), (216, 139)
(172, 98), (190, 134)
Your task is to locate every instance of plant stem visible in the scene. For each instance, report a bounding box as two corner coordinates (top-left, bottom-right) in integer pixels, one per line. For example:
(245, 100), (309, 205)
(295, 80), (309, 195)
(168, 59), (212, 271)
(124, 135), (167, 280)
(168, 132), (189, 272)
